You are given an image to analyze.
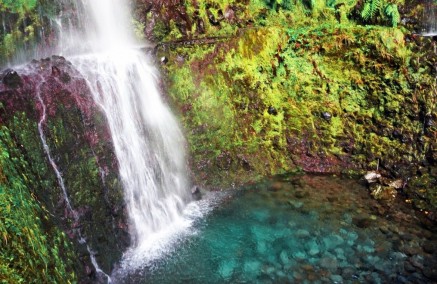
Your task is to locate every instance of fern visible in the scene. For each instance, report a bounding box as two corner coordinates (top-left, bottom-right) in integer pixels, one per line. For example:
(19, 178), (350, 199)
(361, 0), (382, 21)
(384, 4), (400, 27)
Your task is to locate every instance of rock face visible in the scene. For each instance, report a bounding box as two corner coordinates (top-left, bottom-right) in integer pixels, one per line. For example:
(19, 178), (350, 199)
(134, 0), (437, 213)
(0, 56), (129, 282)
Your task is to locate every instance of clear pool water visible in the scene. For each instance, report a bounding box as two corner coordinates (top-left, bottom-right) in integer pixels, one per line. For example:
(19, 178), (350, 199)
(113, 174), (436, 284)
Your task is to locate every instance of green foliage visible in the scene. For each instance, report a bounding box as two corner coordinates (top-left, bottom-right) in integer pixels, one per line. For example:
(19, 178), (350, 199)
(0, 0), (37, 13)
(384, 4), (400, 27)
(361, 0), (382, 20)
(159, 0), (436, 207)
(360, 0), (402, 27)
(0, 125), (76, 283)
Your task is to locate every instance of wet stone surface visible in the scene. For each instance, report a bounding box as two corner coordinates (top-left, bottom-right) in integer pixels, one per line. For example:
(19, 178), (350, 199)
(119, 174), (436, 284)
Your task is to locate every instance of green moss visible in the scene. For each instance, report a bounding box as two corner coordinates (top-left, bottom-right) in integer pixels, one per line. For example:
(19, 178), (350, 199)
(157, 0), (436, 210)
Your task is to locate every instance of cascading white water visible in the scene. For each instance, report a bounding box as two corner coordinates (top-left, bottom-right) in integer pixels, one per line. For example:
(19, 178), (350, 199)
(62, 0), (198, 268)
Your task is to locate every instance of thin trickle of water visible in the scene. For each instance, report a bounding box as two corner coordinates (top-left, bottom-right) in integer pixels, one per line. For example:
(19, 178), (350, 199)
(36, 86), (75, 216)
(35, 80), (112, 282)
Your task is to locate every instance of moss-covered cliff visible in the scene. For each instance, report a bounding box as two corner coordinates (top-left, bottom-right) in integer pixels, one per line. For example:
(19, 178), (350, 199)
(0, 56), (129, 282)
(136, 0), (436, 213)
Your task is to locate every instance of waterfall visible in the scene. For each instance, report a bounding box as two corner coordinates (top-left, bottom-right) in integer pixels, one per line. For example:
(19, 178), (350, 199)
(63, 0), (197, 270)
(7, 0), (201, 278)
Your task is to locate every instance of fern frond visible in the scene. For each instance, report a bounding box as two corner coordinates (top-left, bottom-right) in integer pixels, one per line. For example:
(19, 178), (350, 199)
(361, 0), (382, 21)
(361, 2), (372, 20)
(384, 4), (400, 27)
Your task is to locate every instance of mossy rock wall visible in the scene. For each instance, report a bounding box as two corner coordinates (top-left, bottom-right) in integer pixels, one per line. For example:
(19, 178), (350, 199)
(0, 56), (129, 282)
(136, 0), (437, 212)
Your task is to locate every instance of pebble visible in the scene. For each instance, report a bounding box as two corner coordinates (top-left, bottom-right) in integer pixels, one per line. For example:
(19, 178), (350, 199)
(218, 260), (237, 279)
(288, 200), (304, 209)
(404, 260), (416, 273)
(292, 251), (307, 260)
(280, 250), (290, 265)
(341, 267), (355, 279)
(330, 274), (343, 283)
(296, 229), (310, 238)
(320, 256), (338, 271)
(294, 190), (309, 199)
(403, 245), (422, 256)
(422, 241), (437, 254)
(409, 255), (424, 270)
(323, 234), (344, 250)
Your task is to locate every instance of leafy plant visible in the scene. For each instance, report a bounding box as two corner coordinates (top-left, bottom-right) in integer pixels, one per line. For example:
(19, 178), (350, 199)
(360, 0), (401, 27)
(0, 125), (76, 283)
(384, 3), (400, 27)
(361, 0), (382, 20)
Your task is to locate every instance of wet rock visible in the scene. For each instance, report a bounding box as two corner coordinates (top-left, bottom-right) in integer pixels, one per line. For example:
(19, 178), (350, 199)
(295, 229), (310, 238)
(320, 256), (338, 271)
(422, 240), (437, 254)
(323, 234), (344, 250)
(334, 248), (346, 260)
(288, 200), (304, 209)
(306, 239), (321, 256)
(291, 250), (307, 260)
(364, 171), (381, 183)
(2, 69), (22, 88)
(280, 250), (290, 265)
(341, 267), (355, 279)
(409, 255), (424, 270)
(191, 186), (202, 200)
(404, 260), (416, 272)
(294, 190), (309, 199)
(352, 216), (372, 228)
(219, 260), (237, 279)
(268, 106), (278, 115)
(388, 179), (404, 189)
(423, 267), (437, 281)
(160, 56), (168, 64)
(404, 245), (422, 256)
(321, 112), (332, 121)
(330, 274), (343, 283)
(423, 256), (437, 280)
